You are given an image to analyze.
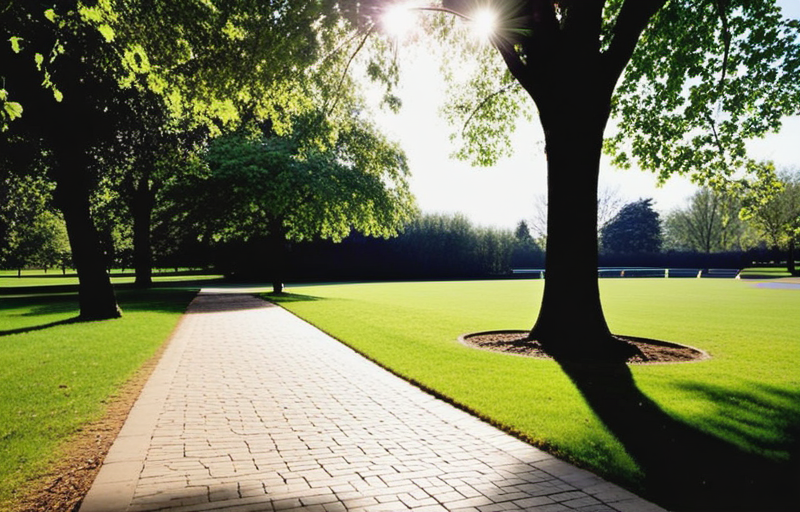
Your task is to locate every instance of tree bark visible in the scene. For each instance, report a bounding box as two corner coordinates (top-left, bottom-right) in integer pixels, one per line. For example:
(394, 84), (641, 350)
(54, 161), (121, 320)
(530, 120), (609, 341)
(131, 174), (155, 287)
(528, 109), (635, 360)
(511, 39), (639, 360)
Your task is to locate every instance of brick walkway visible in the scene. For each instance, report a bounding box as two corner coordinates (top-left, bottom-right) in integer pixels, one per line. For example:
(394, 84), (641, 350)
(79, 291), (667, 512)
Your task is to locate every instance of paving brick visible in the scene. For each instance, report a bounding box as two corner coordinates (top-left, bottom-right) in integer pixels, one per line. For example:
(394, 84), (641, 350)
(79, 291), (669, 512)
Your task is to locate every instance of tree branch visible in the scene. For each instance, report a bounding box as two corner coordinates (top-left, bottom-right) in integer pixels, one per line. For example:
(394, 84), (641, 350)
(602, 0), (669, 87)
(494, 38), (528, 86)
(714, 0), (731, 94)
(461, 81), (520, 136)
(491, 0), (559, 97)
(325, 26), (374, 117)
(705, 110), (731, 174)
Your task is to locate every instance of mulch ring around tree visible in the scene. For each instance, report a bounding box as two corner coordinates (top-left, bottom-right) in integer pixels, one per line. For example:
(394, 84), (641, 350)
(459, 331), (710, 364)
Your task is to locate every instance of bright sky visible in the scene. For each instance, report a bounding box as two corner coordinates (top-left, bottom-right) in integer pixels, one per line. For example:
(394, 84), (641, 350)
(368, 1), (800, 230)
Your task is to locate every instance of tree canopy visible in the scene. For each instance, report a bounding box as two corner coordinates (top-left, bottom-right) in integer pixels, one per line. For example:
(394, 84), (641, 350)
(0, 0), (408, 315)
(601, 198), (663, 254)
(427, 0), (800, 187)
(606, 1), (800, 189)
(182, 123), (416, 245)
(744, 168), (800, 273)
(663, 187), (751, 253)
(362, 0), (800, 357)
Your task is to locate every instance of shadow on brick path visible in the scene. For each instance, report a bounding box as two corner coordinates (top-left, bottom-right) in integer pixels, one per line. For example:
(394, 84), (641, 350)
(80, 292), (668, 512)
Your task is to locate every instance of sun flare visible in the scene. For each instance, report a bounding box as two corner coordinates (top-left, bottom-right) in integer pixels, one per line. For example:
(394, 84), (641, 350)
(382, 4), (417, 39)
(471, 7), (497, 40)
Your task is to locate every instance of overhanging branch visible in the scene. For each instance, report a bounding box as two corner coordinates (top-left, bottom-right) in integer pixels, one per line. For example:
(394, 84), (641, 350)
(325, 26), (374, 116)
(602, 0), (669, 87)
(461, 81), (520, 136)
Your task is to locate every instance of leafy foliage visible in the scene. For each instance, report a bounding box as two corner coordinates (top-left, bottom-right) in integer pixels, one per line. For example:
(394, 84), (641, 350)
(168, 119), (417, 247)
(606, 1), (800, 188)
(0, 1), (337, 134)
(663, 188), (754, 253)
(0, 152), (71, 271)
(440, 39), (533, 166)
(378, 1), (800, 188)
(743, 168), (800, 251)
(601, 198), (663, 254)
(2, 0), (416, 305)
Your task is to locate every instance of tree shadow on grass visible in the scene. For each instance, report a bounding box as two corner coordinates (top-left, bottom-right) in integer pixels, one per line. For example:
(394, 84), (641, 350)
(0, 288), (198, 337)
(178, 291), (327, 314)
(0, 317), (81, 337)
(262, 292), (326, 304)
(555, 358), (800, 512)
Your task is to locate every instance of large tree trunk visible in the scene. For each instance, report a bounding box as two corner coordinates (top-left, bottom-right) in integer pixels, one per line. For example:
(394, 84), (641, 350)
(4, 9), (121, 320)
(131, 174), (155, 287)
(488, 0), (664, 362)
(54, 161), (121, 320)
(524, 77), (637, 361)
(530, 120), (610, 344)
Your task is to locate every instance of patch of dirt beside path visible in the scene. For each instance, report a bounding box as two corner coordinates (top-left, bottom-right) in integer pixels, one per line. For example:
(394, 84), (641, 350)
(7, 344), (165, 512)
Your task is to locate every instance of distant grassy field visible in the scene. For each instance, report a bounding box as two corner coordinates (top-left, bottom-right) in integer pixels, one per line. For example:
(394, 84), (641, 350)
(0, 280), (201, 509)
(267, 279), (800, 511)
(0, 269), (223, 290)
(739, 266), (795, 278)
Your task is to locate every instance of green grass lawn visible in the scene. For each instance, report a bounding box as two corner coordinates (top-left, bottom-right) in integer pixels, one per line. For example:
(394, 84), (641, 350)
(739, 266), (795, 279)
(0, 269), (224, 290)
(267, 279), (800, 511)
(0, 284), (198, 509)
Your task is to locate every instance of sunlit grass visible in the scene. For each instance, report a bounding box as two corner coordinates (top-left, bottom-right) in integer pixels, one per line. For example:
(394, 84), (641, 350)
(0, 269), (224, 290)
(266, 279), (800, 507)
(739, 266), (795, 278)
(0, 287), (196, 508)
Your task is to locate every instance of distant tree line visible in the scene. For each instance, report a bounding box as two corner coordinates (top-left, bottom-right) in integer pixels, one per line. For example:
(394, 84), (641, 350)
(596, 170), (800, 274)
(3, 155), (797, 280)
(4, 171), (799, 280)
(214, 215), (543, 282)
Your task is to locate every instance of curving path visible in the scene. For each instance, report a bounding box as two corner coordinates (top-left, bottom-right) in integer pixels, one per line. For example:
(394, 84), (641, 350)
(79, 291), (667, 512)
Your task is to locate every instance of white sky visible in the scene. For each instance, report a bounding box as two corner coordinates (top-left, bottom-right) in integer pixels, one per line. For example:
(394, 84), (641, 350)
(367, 1), (800, 230)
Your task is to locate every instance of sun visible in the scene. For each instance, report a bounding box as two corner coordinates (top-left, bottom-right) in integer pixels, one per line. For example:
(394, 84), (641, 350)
(470, 7), (497, 41)
(381, 3), (498, 42)
(382, 4), (417, 39)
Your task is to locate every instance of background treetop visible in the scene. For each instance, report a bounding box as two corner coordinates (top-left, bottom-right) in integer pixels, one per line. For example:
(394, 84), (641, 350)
(1, 0), (393, 135)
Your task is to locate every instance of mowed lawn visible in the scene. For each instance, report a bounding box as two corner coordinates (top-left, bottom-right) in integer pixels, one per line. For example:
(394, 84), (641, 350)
(0, 287), (197, 509)
(0, 269), (224, 291)
(268, 279), (800, 510)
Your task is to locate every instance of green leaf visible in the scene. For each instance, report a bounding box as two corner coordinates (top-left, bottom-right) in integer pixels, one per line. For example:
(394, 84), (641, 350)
(97, 24), (115, 42)
(4, 101), (23, 120)
(34, 53), (44, 69)
(9, 36), (24, 53)
(44, 8), (57, 23)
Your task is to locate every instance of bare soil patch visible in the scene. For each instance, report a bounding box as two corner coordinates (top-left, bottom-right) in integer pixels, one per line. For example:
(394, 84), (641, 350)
(460, 330), (709, 364)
